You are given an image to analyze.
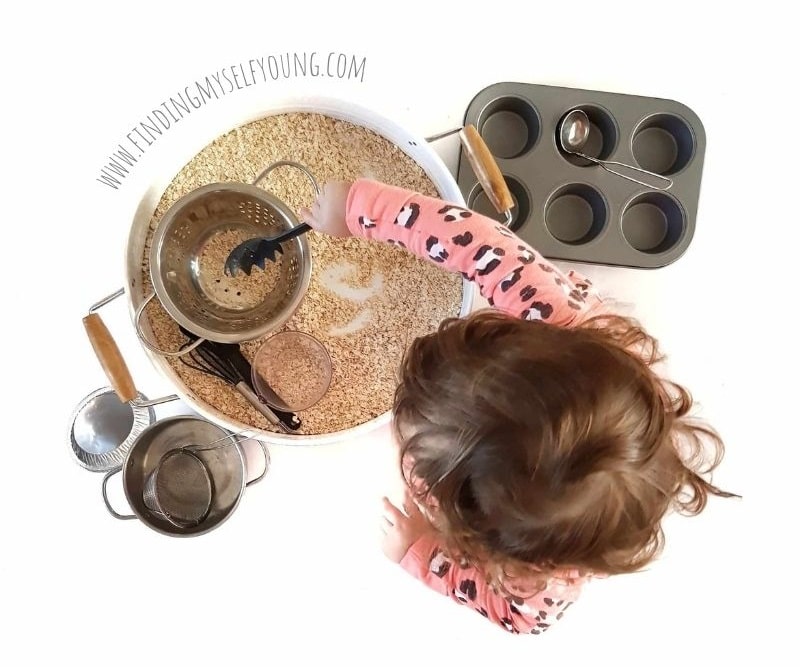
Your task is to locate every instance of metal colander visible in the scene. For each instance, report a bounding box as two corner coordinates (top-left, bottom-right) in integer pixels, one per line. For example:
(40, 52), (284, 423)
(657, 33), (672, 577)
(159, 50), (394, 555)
(143, 162), (316, 349)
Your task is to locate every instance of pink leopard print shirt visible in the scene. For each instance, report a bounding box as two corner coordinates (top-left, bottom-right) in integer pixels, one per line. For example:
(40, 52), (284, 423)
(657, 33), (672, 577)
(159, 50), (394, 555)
(345, 179), (604, 635)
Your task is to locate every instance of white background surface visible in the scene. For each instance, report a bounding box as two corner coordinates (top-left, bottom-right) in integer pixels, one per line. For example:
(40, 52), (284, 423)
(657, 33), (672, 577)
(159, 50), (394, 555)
(1, 1), (792, 664)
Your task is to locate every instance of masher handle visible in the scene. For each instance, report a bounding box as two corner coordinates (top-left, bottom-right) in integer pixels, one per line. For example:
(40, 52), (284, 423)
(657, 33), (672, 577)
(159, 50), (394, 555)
(273, 222), (312, 243)
(83, 313), (137, 404)
(235, 382), (291, 434)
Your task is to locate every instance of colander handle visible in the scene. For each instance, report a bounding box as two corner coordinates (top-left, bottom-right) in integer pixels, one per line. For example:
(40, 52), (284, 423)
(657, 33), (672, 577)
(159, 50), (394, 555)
(253, 160), (321, 196)
(134, 292), (205, 358)
(102, 468), (137, 521)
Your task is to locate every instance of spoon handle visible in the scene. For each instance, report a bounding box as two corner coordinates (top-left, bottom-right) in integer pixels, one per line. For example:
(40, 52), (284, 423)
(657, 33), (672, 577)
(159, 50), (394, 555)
(578, 153), (673, 191)
(459, 125), (515, 222)
(83, 312), (138, 404)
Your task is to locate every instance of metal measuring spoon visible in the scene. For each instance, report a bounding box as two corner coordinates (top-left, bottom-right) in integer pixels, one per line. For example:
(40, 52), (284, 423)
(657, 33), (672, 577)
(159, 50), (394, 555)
(558, 109), (673, 191)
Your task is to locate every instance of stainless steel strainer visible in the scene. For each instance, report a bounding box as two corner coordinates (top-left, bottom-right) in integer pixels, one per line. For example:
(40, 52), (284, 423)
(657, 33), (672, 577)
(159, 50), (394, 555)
(142, 448), (213, 528)
(135, 161), (317, 357)
(141, 431), (250, 528)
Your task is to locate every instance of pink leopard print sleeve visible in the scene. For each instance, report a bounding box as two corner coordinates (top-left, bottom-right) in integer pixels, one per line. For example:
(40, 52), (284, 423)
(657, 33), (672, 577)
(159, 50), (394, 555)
(399, 534), (582, 635)
(345, 179), (602, 325)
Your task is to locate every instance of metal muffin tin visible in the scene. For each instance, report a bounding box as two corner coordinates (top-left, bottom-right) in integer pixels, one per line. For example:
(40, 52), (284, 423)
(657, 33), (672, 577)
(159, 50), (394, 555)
(456, 82), (706, 268)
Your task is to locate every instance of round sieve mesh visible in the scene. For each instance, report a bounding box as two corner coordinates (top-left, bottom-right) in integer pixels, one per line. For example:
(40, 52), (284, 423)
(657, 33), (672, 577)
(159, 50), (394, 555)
(143, 449), (213, 527)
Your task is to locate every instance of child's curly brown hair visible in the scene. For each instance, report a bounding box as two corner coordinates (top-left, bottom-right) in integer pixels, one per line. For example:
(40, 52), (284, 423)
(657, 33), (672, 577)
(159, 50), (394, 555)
(392, 310), (736, 594)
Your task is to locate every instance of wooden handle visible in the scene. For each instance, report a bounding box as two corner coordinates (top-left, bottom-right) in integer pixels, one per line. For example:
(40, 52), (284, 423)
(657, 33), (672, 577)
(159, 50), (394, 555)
(459, 124), (515, 216)
(83, 312), (137, 404)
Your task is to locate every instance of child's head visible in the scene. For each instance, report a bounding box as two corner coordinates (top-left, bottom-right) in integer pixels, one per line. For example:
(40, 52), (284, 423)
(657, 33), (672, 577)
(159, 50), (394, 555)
(393, 310), (733, 589)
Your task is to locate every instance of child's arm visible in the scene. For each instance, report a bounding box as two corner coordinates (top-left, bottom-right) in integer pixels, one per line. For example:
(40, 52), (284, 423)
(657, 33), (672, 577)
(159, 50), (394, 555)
(344, 179), (602, 326)
(382, 495), (583, 635)
(399, 533), (582, 635)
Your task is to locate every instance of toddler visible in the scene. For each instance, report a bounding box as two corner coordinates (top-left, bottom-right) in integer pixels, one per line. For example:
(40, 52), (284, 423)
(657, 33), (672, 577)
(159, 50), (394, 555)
(299, 178), (736, 635)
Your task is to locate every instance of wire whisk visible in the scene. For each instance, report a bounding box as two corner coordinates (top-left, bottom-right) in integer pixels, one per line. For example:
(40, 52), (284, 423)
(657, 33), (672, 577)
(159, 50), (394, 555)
(177, 327), (300, 433)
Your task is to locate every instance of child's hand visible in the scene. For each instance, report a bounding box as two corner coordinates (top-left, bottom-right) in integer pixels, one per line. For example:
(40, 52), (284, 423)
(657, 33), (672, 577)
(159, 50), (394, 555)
(299, 180), (353, 237)
(380, 493), (433, 563)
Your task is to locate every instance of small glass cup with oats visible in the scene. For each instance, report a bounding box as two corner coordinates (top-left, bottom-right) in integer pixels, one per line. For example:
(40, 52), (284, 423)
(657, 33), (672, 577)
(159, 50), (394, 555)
(252, 331), (332, 412)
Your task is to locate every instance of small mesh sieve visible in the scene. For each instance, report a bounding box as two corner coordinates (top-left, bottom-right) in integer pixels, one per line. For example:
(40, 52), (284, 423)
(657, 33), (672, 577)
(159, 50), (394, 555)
(142, 449), (213, 528)
(141, 431), (252, 529)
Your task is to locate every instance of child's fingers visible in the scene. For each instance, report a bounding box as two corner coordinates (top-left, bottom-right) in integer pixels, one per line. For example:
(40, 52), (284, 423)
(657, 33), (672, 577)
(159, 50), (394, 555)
(299, 206), (313, 222)
(380, 516), (393, 532)
(382, 496), (406, 523)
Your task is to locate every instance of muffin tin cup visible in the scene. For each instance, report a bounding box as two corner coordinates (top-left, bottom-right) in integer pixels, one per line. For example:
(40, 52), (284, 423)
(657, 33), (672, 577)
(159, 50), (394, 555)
(545, 183), (608, 246)
(457, 82), (706, 268)
(476, 95), (541, 159)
